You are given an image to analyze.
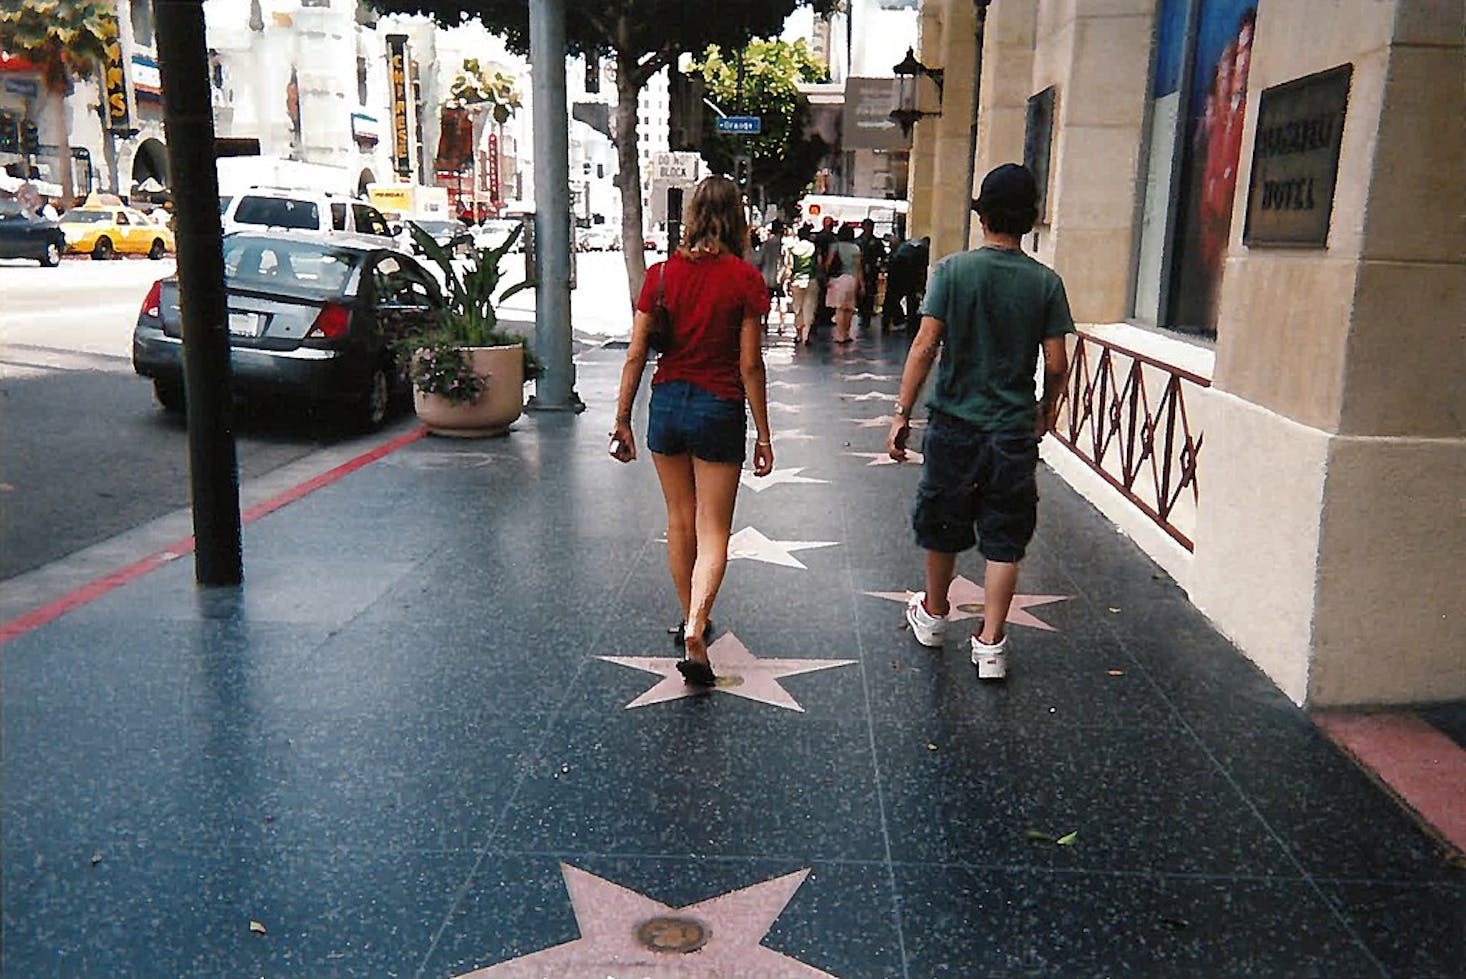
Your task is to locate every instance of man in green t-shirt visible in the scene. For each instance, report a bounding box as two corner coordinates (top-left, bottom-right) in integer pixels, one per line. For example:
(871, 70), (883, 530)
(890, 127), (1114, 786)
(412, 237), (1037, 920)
(886, 163), (1075, 681)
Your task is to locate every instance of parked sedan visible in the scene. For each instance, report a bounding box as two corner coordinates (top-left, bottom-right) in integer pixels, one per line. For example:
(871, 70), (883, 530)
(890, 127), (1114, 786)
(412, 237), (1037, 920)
(0, 200), (64, 266)
(132, 231), (444, 430)
(61, 205), (175, 260)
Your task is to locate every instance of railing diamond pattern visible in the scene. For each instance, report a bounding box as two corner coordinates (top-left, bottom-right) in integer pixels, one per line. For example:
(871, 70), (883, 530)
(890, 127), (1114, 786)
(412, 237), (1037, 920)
(1051, 333), (1210, 551)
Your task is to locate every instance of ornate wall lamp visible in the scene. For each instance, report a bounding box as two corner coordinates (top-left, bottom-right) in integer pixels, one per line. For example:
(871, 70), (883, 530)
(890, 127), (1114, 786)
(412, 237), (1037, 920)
(890, 46), (945, 138)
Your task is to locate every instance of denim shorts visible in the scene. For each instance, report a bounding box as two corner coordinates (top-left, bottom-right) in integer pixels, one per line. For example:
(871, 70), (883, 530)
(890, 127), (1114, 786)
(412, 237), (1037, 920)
(646, 380), (747, 464)
(912, 410), (1040, 562)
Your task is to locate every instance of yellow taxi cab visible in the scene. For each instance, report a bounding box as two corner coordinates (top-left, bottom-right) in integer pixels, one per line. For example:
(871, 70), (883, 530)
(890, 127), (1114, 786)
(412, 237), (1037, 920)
(60, 204), (175, 260)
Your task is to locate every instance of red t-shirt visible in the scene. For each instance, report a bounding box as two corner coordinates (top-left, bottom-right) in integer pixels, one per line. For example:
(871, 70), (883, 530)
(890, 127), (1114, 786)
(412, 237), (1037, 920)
(636, 250), (769, 401)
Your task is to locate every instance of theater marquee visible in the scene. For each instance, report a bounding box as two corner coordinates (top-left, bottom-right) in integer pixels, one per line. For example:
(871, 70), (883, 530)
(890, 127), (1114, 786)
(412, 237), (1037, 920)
(1243, 63), (1351, 247)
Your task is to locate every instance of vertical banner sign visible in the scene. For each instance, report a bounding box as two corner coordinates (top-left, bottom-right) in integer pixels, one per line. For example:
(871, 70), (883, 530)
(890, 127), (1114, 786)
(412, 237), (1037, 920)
(386, 35), (411, 177)
(101, 19), (132, 132)
(487, 132), (501, 204)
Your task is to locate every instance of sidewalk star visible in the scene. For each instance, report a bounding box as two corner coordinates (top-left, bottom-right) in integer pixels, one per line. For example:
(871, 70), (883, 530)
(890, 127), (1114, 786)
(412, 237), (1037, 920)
(740, 467), (829, 493)
(599, 633), (856, 710)
(841, 391), (893, 402)
(840, 372), (896, 381)
(864, 576), (1072, 631)
(844, 451), (923, 466)
(846, 414), (927, 429)
(455, 863), (836, 977)
(728, 526), (838, 569)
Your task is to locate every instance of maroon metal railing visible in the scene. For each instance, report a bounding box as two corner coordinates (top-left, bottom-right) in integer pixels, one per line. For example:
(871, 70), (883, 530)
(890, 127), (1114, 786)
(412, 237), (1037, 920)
(1050, 332), (1210, 551)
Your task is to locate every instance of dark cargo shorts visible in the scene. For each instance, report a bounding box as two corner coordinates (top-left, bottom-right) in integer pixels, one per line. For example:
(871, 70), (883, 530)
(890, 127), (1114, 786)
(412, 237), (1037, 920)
(646, 379), (747, 464)
(912, 410), (1040, 562)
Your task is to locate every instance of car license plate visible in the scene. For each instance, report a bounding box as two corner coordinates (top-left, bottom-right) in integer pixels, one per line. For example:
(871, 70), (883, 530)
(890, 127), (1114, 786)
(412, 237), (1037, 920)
(227, 312), (260, 337)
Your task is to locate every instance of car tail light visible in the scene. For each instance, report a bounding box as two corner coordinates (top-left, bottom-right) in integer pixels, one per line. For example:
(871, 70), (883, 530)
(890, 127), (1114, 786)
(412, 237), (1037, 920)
(140, 279), (162, 320)
(307, 302), (351, 340)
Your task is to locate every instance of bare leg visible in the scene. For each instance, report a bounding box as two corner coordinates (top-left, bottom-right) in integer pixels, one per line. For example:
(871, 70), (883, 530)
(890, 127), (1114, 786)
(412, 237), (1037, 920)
(836, 307), (855, 341)
(923, 550), (958, 616)
(652, 451), (697, 621)
(978, 560), (1020, 643)
(683, 457), (742, 664)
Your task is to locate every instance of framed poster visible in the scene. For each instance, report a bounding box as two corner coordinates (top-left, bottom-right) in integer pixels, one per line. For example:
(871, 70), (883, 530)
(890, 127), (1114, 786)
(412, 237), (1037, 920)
(1023, 86), (1056, 222)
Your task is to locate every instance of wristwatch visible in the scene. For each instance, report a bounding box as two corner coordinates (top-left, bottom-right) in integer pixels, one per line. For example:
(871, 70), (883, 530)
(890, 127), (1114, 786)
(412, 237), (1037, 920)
(893, 403), (910, 419)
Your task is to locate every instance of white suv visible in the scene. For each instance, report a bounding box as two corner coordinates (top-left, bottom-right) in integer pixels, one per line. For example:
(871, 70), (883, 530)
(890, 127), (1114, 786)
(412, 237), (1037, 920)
(221, 187), (393, 239)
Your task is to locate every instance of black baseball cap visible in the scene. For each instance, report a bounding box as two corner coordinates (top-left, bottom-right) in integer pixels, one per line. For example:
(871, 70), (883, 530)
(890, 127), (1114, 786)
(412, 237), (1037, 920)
(972, 163), (1038, 212)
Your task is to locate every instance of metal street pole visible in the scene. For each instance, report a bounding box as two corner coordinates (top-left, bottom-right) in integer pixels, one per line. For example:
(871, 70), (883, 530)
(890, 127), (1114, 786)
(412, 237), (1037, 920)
(153, 0), (242, 586)
(527, 0), (583, 412)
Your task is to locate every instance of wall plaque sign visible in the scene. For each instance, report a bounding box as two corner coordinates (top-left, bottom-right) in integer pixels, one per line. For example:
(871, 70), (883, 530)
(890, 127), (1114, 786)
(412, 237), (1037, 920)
(1243, 63), (1351, 246)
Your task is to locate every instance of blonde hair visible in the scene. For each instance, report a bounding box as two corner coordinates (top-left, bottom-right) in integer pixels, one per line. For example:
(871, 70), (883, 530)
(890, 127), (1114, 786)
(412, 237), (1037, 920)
(678, 175), (747, 259)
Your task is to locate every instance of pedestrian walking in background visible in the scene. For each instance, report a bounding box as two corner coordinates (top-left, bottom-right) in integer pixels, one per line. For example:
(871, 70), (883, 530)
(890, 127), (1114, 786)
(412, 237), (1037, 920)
(811, 215), (837, 336)
(855, 217), (887, 328)
(823, 224), (864, 344)
(784, 225), (819, 345)
(883, 234), (930, 331)
(755, 219), (787, 334)
(887, 164), (1074, 681)
(610, 175), (776, 687)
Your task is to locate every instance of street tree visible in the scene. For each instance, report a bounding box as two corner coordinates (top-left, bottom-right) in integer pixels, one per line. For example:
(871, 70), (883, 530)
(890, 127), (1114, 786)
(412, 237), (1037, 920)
(692, 39), (828, 219)
(370, 0), (836, 304)
(0, 0), (115, 206)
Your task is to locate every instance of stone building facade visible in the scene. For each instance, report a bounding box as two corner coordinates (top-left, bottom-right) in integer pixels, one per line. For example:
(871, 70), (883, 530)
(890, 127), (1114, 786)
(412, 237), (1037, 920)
(905, 0), (1463, 707)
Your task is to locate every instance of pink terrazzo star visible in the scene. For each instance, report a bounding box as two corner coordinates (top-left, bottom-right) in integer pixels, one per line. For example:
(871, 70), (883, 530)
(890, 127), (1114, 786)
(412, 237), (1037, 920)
(455, 863), (835, 978)
(864, 575), (1072, 631)
(844, 450), (923, 466)
(599, 633), (855, 711)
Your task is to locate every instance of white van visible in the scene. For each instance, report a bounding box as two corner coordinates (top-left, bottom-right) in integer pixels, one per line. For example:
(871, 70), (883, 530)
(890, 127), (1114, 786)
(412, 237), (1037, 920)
(796, 195), (908, 238)
(221, 187), (394, 239)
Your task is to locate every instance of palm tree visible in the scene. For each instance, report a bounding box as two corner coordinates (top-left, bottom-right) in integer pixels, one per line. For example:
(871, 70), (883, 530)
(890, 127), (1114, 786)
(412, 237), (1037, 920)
(447, 59), (521, 211)
(0, 1), (115, 205)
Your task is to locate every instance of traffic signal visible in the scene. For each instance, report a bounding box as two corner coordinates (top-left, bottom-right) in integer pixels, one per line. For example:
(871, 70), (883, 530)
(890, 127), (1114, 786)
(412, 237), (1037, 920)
(0, 112), (15, 154)
(584, 54), (599, 94)
(19, 119), (39, 156)
(667, 66), (705, 152)
(734, 155), (751, 192)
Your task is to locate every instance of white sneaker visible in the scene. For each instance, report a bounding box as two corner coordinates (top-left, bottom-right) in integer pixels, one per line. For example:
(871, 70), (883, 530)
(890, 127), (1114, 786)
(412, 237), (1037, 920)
(971, 631), (1008, 681)
(905, 591), (948, 648)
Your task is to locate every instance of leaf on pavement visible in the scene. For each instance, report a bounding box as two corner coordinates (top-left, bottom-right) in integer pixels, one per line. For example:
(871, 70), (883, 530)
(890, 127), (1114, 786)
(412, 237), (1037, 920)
(1056, 831), (1078, 846)
(1025, 829), (1055, 844)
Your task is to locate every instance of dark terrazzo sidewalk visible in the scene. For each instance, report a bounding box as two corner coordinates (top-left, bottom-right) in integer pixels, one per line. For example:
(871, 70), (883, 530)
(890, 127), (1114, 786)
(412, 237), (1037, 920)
(3, 326), (1461, 978)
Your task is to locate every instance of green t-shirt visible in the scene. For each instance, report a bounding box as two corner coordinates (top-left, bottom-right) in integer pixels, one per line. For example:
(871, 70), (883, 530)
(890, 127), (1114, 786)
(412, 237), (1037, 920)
(918, 246), (1075, 431)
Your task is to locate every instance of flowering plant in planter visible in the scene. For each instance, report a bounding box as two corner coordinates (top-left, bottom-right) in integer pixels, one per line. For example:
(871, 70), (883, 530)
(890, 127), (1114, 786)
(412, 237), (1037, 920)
(409, 339), (488, 404)
(397, 220), (539, 405)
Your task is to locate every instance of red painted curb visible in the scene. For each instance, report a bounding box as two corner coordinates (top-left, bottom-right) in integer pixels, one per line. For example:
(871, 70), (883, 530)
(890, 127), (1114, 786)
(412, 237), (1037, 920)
(1316, 710), (1466, 858)
(0, 426), (427, 647)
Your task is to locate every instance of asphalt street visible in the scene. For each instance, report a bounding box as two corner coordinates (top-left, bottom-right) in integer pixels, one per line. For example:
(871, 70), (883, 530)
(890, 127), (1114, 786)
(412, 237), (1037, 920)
(0, 249), (642, 582)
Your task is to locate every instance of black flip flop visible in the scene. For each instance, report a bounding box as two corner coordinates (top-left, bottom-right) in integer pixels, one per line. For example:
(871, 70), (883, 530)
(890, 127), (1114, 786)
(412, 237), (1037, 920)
(669, 620), (714, 648)
(676, 658), (717, 687)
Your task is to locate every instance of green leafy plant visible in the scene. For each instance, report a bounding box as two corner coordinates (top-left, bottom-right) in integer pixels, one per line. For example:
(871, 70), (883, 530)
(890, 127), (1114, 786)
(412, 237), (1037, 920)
(398, 220), (540, 401)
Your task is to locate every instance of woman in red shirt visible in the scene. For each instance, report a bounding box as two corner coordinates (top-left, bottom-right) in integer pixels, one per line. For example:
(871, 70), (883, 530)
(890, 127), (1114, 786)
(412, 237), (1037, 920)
(610, 176), (775, 686)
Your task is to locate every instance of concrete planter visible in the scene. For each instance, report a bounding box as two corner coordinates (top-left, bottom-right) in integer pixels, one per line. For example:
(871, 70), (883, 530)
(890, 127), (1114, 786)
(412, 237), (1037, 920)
(413, 345), (525, 438)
